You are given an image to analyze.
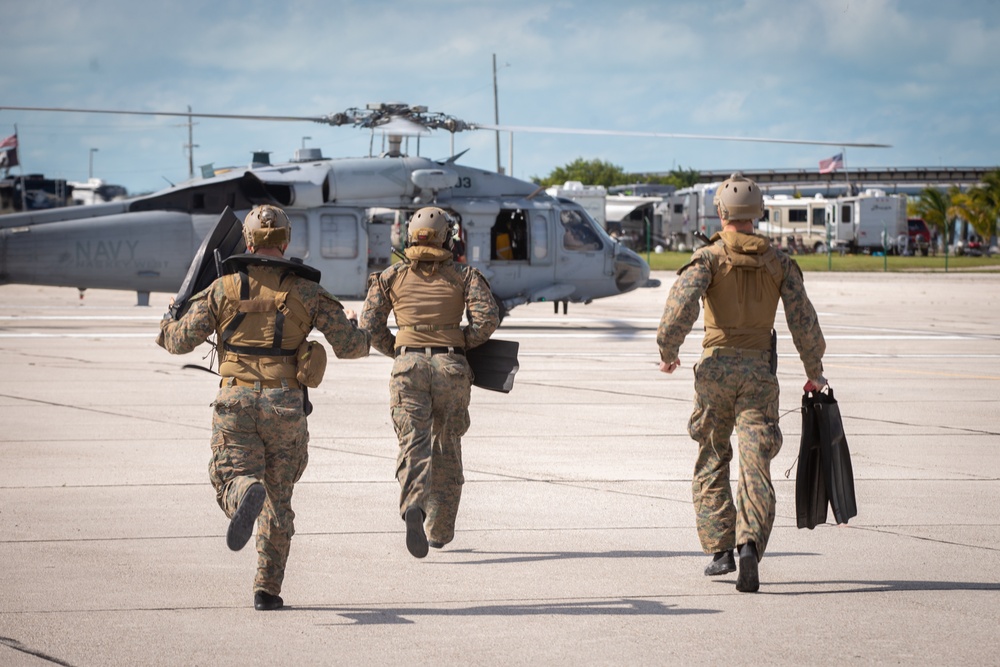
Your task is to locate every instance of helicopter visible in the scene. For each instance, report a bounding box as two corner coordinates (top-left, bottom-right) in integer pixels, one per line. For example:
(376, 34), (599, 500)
(0, 103), (889, 317)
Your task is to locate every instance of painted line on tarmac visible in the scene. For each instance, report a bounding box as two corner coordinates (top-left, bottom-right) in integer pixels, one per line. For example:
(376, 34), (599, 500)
(825, 363), (1000, 380)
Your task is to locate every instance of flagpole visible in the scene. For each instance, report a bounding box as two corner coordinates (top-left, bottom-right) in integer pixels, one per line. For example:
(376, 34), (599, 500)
(14, 123), (27, 212)
(842, 147), (850, 195)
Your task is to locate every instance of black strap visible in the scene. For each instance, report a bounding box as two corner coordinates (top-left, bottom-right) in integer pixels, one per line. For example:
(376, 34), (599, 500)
(221, 270), (297, 357)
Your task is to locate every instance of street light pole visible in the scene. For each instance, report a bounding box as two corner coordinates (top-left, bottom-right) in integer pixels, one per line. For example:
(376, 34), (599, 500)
(89, 148), (98, 179)
(493, 53), (501, 174)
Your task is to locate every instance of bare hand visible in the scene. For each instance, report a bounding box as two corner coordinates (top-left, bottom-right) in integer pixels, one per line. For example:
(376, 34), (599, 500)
(344, 308), (358, 321)
(659, 359), (681, 374)
(803, 376), (828, 392)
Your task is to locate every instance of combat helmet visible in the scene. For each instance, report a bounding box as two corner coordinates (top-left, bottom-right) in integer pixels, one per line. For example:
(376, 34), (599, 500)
(243, 205), (291, 250)
(407, 207), (453, 248)
(713, 173), (764, 221)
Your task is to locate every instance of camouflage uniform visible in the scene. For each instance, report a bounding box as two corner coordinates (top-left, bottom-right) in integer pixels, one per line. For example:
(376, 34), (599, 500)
(158, 265), (370, 596)
(657, 231), (825, 559)
(361, 257), (498, 547)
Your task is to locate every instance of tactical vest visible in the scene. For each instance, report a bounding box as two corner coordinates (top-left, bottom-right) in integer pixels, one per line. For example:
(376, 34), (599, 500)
(385, 261), (467, 349)
(216, 265), (314, 383)
(701, 234), (784, 351)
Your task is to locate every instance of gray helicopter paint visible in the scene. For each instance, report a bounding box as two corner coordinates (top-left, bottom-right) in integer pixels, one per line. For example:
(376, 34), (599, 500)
(0, 154), (648, 311)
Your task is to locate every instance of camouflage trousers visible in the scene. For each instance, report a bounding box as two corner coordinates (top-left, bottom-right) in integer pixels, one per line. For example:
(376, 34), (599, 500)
(389, 351), (472, 546)
(687, 352), (782, 559)
(209, 384), (309, 595)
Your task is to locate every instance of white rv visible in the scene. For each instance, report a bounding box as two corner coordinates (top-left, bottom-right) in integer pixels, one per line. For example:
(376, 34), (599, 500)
(758, 194), (831, 253)
(828, 190), (908, 253)
(663, 182), (724, 251)
(545, 181), (607, 227)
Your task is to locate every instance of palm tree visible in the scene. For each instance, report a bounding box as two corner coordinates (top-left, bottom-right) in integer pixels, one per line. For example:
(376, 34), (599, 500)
(979, 169), (1000, 248)
(911, 186), (951, 251)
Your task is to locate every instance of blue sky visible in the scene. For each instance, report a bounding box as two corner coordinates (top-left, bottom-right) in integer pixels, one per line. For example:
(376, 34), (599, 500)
(2, 0), (998, 195)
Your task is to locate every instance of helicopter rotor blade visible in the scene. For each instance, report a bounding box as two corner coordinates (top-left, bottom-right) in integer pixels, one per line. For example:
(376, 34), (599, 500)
(0, 105), (348, 126)
(470, 123), (891, 148)
(0, 104), (890, 147)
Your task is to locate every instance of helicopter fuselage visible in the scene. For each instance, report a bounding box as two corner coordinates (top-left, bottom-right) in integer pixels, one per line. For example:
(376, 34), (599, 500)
(0, 155), (649, 313)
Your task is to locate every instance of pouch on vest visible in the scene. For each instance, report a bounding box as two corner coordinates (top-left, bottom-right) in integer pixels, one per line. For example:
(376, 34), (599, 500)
(295, 340), (328, 388)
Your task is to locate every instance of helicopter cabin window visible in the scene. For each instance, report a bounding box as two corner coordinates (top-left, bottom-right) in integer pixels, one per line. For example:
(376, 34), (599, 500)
(560, 209), (602, 252)
(841, 204), (852, 224)
(285, 213), (308, 259)
(320, 213), (358, 259)
(491, 209), (529, 261)
(530, 211), (549, 261)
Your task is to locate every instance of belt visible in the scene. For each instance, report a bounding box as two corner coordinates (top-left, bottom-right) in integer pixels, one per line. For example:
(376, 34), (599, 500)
(222, 377), (301, 389)
(701, 347), (770, 362)
(394, 346), (465, 357)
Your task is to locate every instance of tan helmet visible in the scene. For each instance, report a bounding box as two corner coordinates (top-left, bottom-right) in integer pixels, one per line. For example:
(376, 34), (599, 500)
(243, 205), (291, 250)
(407, 206), (452, 247)
(714, 172), (764, 221)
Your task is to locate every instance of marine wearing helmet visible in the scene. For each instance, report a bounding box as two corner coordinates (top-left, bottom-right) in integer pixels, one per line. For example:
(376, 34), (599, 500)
(404, 206), (456, 263)
(243, 205), (291, 250)
(713, 172), (764, 222)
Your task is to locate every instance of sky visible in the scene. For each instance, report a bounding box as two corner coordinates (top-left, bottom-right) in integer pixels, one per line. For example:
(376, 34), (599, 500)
(2, 0), (999, 196)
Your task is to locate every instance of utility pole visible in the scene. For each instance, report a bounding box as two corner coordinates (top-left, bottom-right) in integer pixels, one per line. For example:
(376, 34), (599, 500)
(184, 106), (199, 179)
(493, 53), (501, 174)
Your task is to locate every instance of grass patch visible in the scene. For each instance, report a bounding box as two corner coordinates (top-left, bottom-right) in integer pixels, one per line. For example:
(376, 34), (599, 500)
(640, 250), (1000, 272)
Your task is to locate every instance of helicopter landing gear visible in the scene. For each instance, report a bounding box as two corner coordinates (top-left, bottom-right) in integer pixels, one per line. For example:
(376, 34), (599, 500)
(553, 300), (568, 315)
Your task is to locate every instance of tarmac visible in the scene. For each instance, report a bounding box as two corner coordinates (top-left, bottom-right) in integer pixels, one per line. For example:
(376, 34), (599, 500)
(1, 270), (998, 666)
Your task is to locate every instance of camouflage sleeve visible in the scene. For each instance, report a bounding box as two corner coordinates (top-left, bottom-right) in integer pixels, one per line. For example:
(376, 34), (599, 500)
(312, 287), (370, 359)
(359, 272), (396, 358)
(155, 282), (220, 355)
(779, 254), (826, 379)
(656, 252), (712, 362)
(463, 268), (500, 350)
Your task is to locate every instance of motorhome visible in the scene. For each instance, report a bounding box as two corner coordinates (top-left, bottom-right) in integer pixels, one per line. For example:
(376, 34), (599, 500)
(829, 189), (907, 253)
(663, 182), (724, 251)
(758, 194), (831, 253)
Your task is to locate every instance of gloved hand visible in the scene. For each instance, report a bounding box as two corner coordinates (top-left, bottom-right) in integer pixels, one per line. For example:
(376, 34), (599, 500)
(803, 376), (828, 392)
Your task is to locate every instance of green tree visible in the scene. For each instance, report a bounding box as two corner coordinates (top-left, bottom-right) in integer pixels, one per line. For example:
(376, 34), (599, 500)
(534, 160), (702, 189)
(910, 186), (951, 245)
(661, 167), (701, 189)
(978, 169), (1000, 242)
(533, 158), (629, 187)
(951, 190), (994, 241)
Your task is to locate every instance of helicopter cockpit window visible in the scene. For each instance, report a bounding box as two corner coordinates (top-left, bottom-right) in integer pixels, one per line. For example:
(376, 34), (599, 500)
(320, 213), (359, 259)
(560, 209), (602, 252)
(491, 209), (529, 261)
(285, 213), (308, 259)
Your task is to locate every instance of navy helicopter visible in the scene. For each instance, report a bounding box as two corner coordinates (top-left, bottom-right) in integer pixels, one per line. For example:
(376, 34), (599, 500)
(0, 103), (888, 318)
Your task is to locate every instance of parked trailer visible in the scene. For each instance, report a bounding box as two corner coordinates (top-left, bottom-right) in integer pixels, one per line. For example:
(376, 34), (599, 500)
(829, 190), (908, 254)
(758, 194), (831, 253)
(663, 182), (723, 251)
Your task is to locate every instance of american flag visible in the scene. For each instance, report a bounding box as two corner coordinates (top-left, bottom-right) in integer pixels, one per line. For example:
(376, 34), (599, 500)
(0, 133), (18, 170)
(819, 152), (843, 174)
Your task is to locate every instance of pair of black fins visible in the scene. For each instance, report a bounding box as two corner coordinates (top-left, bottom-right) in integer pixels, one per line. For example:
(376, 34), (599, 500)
(170, 207), (520, 394)
(796, 387), (858, 529)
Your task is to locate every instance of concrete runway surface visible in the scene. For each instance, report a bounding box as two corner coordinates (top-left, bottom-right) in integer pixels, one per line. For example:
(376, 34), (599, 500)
(1, 271), (998, 666)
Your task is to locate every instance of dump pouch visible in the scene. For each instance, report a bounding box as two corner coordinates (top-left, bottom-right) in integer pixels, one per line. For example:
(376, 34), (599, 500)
(796, 387), (858, 529)
(295, 340), (327, 388)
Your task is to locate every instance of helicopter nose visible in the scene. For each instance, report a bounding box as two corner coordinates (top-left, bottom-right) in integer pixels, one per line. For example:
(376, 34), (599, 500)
(614, 248), (649, 293)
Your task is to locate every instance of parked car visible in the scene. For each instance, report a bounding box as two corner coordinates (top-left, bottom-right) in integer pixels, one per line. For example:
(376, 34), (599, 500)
(907, 218), (932, 256)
